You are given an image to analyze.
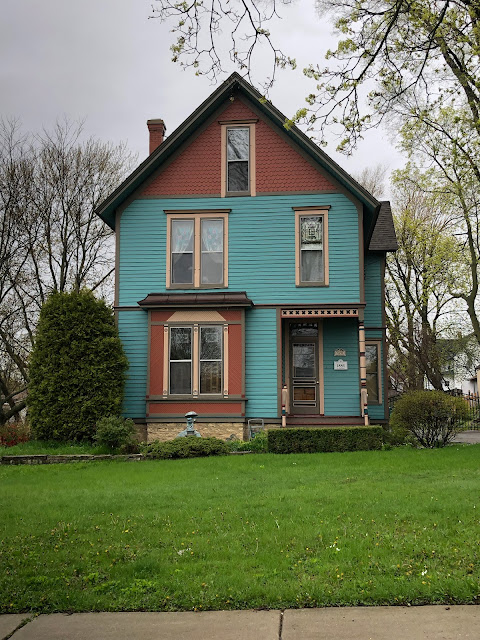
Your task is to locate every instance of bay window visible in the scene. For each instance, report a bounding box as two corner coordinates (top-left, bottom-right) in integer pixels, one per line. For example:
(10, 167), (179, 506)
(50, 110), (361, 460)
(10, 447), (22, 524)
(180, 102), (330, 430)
(199, 326), (222, 394)
(169, 327), (192, 394)
(169, 324), (223, 396)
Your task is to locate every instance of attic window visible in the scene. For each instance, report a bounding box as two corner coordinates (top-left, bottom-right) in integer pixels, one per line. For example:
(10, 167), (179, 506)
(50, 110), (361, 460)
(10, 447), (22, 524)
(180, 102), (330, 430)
(227, 128), (249, 192)
(221, 123), (256, 197)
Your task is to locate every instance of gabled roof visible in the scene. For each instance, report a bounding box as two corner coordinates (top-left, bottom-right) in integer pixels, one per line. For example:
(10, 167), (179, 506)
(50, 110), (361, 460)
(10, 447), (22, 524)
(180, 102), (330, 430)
(95, 72), (396, 253)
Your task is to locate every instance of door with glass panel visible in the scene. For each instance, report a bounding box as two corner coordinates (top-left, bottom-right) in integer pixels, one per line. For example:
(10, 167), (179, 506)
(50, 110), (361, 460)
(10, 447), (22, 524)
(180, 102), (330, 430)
(289, 322), (320, 414)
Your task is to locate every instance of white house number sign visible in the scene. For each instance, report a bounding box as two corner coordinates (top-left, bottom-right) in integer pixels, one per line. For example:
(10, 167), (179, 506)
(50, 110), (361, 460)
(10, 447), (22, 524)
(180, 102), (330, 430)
(334, 359), (348, 370)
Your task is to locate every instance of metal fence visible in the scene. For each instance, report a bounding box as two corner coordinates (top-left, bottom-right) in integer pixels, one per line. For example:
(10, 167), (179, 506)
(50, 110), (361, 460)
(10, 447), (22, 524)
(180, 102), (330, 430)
(448, 391), (480, 430)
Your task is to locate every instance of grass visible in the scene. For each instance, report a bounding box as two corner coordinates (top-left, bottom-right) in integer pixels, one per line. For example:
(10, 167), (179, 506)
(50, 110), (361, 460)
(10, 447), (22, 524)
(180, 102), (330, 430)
(0, 440), (114, 456)
(1, 445), (479, 613)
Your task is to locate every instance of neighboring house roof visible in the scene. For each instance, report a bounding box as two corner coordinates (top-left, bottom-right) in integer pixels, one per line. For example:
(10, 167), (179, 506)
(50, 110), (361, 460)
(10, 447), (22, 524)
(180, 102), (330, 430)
(368, 201), (398, 252)
(95, 72), (396, 252)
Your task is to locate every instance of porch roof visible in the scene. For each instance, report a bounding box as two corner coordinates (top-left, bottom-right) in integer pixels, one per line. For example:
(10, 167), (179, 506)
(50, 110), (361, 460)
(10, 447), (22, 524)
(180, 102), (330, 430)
(137, 291), (253, 309)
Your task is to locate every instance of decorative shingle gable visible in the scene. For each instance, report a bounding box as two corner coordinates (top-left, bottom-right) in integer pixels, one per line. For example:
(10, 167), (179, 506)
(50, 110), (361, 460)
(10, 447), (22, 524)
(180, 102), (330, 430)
(140, 95), (335, 197)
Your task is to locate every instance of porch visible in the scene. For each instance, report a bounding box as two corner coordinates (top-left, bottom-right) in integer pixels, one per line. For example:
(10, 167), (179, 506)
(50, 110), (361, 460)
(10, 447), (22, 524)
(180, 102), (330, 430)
(277, 306), (370, 425)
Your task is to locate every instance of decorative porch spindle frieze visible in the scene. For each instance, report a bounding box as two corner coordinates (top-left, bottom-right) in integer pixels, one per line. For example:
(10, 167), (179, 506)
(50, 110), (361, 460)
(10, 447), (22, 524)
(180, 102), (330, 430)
(281, 308), (359, 318)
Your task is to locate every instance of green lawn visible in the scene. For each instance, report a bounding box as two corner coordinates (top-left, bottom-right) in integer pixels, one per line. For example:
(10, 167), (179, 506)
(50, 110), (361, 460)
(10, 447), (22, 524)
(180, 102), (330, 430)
(1, 446), (479, 613)
(0, 440), (114, 456)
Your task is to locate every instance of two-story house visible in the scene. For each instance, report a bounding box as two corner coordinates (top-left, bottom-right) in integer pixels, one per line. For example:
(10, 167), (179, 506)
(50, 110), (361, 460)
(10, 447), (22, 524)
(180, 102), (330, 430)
(96, 73), (397, 441)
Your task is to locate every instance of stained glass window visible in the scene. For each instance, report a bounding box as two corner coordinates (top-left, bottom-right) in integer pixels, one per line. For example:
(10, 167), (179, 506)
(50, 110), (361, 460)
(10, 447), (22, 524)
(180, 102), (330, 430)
(300, 216), (324, 283)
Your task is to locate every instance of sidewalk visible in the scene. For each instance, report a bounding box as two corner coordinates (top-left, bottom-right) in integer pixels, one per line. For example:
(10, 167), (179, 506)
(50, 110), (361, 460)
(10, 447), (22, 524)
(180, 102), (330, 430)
(452, 430), (480, 444)
(2, 606), (479, 640)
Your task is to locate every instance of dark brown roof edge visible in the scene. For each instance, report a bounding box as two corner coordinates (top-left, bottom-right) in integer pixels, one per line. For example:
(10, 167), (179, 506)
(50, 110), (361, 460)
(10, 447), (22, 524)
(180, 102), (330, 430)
(368, 201), (398, 252)
(138, 291), (253, 308)
(95, 72), (380, 229)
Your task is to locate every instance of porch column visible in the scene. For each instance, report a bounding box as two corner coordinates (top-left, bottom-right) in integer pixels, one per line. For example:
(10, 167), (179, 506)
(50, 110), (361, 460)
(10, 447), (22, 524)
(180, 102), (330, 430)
(358, 320), (369, 425)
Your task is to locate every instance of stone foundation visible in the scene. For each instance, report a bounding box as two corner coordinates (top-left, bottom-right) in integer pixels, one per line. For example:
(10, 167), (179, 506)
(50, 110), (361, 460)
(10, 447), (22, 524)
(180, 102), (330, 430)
(147, 422), (245, 442)
(134, 423), (148, 442)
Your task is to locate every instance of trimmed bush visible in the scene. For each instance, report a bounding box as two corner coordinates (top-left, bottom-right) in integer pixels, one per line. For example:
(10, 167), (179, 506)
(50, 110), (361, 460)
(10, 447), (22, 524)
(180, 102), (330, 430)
(389, 390), (469, 448)
(141, 437), (230, 459)
(382, 422), (416, 447)
(228, 431), (268, 453)
(267, 426), (383, 454)
(28, 290), (129, 442)
(94, 416), (138, 452)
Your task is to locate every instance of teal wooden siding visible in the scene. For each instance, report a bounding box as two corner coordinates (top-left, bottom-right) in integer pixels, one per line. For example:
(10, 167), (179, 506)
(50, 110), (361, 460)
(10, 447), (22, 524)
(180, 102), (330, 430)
(118, 310), (148, 418)
(364, 254), (383, 327)
(119, 194), (360, 306)
(322, 319), (360, 415)
(245, 308), (278, 418)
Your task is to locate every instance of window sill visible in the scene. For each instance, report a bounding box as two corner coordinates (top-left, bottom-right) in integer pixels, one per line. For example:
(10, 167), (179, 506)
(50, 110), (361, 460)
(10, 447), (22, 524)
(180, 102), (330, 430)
(167, 284), (227, 290)
(296, 283), (329, 288)
(152, 396), (247, 402)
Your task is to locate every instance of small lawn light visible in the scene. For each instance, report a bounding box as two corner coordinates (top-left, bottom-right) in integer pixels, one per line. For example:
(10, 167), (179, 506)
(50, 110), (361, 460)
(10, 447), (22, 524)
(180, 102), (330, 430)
(176, 411), (202, 438)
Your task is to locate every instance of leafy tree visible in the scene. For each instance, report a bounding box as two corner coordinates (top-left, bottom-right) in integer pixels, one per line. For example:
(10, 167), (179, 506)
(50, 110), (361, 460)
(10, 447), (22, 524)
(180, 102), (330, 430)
(151, 0), (480, 153)
(354, 163), (388, 199)
(0, 119), (135, 426)
(397, 108), (480, 348)
(28, 290), (128, 442)
(386, 167), (461, 390)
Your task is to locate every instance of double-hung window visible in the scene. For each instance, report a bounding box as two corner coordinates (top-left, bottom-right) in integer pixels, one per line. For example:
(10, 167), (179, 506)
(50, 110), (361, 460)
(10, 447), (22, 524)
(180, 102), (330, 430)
(167, 212), (228, 288)
(199, 326), (222, 394)
(227, 127), (249, 192)
(169, 325), (223, 396)
(169, 327), (192, 394)
(294, 208), (329, 286)
(221, 122), (256, 197)
(365, 341), (381, 404)
(171, 219), (194, 285)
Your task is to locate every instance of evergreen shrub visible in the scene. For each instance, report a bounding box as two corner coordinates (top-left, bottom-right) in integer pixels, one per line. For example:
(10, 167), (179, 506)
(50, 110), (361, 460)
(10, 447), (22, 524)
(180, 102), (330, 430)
(141, 437), (230, 459)
(28, 290), (128, 442)
(389, 390), (469, 448)
(94, 416), (138, 452)
(267, 426), (383, 454)
(228, 431), (268, 452)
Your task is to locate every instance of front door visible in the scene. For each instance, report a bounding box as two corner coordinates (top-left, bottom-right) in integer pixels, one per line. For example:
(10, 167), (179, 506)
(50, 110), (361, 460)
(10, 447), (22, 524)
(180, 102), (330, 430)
(289, 322), (320, 414)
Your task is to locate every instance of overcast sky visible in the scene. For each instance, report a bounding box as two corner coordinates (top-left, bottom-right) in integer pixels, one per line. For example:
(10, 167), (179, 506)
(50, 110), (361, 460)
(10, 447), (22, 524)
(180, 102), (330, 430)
(1, 0), (404, 192)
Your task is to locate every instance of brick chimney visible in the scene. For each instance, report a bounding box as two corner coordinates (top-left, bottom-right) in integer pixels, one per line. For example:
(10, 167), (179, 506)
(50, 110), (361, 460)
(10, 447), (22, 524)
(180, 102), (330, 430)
(147, 119), (166, 154)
